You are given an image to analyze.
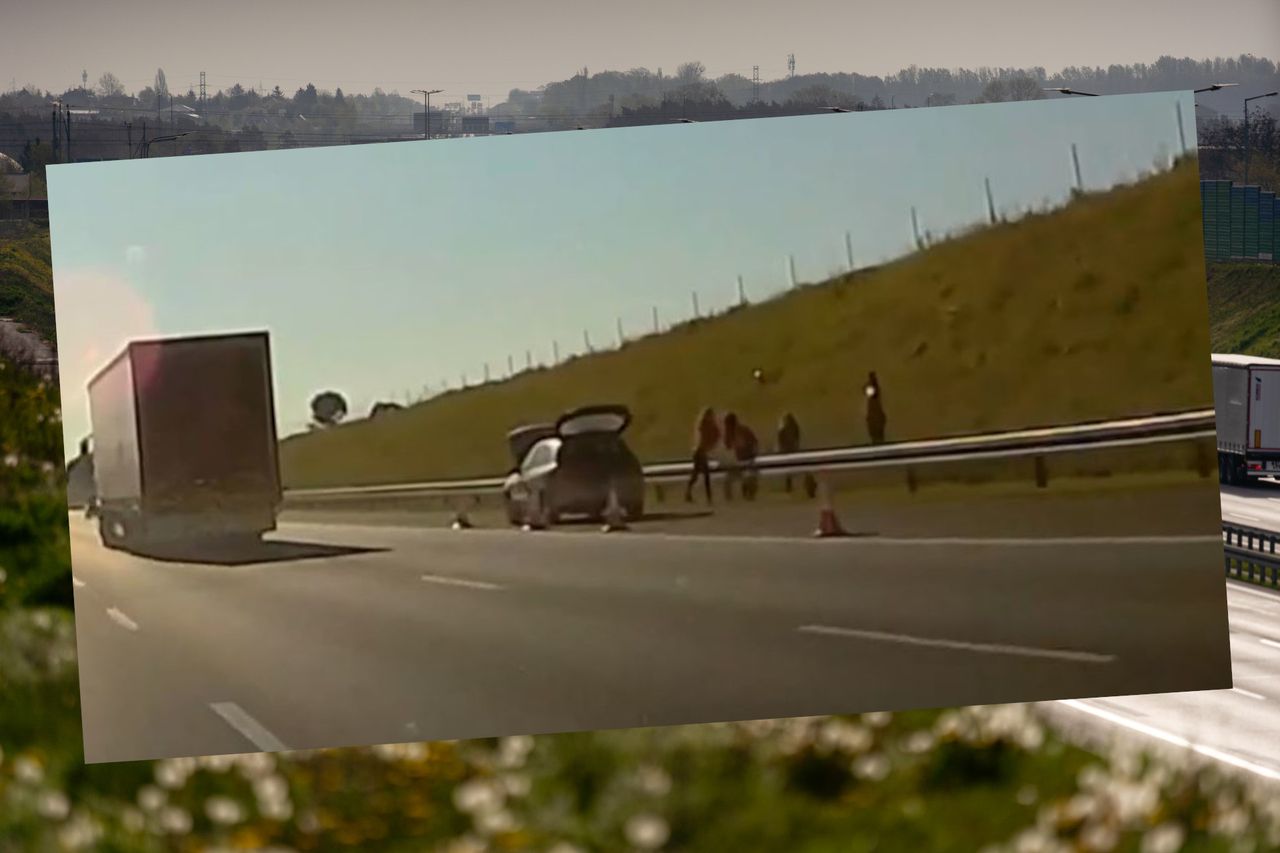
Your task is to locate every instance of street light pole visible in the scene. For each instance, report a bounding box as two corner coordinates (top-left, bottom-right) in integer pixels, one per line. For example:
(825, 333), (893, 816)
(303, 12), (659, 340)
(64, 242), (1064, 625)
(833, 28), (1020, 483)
(1244, 91), (1279, 185)
(411, 88), (443, 140)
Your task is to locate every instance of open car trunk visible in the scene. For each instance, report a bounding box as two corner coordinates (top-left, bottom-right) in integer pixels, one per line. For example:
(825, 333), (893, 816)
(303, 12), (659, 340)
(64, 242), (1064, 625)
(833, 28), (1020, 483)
(506, 424), (557, 466)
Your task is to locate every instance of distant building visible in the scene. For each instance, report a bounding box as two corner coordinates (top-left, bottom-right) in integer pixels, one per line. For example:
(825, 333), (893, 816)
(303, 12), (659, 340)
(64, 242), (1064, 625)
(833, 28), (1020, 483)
(1, 172), (48, 219)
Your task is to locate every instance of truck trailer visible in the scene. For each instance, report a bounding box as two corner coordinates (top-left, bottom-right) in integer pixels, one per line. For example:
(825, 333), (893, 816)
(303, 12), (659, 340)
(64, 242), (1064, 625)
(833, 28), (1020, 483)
(1212, 353), (1280, 486)
(86, 331), (282, 551)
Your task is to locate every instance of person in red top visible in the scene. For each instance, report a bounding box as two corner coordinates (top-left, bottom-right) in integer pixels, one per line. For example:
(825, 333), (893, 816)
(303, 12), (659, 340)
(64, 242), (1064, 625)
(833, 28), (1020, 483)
(722, 411), (760, 501)
(685, 406), (721, 504)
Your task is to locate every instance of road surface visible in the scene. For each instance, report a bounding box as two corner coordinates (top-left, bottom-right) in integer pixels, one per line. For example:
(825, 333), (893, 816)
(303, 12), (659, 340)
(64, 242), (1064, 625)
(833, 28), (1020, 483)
(1038, 486), (1280, 785)
(69, 510), (1229, 764)
(1047, 581), (1280, 783)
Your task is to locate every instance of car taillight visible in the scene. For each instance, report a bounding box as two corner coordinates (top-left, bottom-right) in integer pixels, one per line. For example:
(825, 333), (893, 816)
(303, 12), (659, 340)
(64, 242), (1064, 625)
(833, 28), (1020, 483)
(1249, 463), (1262, 471)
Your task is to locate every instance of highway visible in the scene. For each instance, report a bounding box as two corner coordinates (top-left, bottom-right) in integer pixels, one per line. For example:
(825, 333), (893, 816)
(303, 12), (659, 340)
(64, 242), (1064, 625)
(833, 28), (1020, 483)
(69, 498), (1230, 765)
(1041, 485), (1280, 784)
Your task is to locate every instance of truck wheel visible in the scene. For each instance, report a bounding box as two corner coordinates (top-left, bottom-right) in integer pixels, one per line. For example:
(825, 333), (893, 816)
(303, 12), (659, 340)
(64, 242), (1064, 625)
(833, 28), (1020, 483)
(99, 514), (126, 549)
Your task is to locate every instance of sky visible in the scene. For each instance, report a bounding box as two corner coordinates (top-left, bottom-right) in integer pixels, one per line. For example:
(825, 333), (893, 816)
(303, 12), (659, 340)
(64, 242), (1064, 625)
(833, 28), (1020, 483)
(47, 90), (1195, 461)
(3, 0), (1277, 104)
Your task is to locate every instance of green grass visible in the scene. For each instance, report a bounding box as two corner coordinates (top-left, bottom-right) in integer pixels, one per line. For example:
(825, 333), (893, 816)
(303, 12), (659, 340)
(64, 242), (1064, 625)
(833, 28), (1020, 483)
(281, 158), (1215, 489)
(1206, 261), (1280, 356)
(0, 221), (55, 345)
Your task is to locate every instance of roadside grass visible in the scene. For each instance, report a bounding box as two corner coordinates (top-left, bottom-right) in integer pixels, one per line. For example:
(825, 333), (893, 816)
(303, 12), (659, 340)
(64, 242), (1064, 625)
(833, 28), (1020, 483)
(281, 157), (1213, 489)
(1206, 261), (1280, 357)
(0, 220), (55, 345)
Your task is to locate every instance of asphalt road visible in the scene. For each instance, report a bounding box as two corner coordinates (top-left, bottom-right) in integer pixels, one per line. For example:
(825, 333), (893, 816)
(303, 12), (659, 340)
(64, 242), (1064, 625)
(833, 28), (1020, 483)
(70, 508), (1229, 764)
(1046, 580), (1280, 783)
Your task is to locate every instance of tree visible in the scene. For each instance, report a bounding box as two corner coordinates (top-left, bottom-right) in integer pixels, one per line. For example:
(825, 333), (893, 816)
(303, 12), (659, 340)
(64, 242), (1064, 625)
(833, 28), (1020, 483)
(154, 68), (169, 99)
(97, 72), (125, 98)
(1005, 76), (1046, 102)
(310, 391), (348, 427)
(676, 61), (706, 83)
(19, 138), (55, 181)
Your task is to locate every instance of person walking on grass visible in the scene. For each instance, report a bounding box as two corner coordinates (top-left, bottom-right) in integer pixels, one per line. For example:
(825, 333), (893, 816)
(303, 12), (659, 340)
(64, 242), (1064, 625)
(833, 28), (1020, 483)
(723, 411), (761, 501)
(864, 371), (887, 445)
(685, 406), (721, 504)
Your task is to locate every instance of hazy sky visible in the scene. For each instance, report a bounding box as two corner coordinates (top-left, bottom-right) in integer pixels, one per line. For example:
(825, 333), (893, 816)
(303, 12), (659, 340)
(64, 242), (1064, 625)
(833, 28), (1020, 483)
(4, 0), (1277, 104)
(47, 91), (1193, 460)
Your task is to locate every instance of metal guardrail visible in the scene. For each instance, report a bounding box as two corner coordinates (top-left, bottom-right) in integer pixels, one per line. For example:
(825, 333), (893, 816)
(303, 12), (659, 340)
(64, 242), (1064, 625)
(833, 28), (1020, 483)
(283, 408), (1215, 503)
(1223, 522), (1280, 589)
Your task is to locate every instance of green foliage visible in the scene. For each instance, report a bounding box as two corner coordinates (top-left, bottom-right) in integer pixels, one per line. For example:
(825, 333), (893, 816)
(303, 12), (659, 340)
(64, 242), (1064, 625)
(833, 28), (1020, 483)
(1205, 262), (1280, 356)
(0, 221), (55, 344)
(282, 159), (1214, 488)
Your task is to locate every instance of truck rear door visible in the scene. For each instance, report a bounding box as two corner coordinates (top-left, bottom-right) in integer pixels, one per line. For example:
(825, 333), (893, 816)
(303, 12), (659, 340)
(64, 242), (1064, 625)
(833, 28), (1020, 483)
(1248, 366), (1280, 456)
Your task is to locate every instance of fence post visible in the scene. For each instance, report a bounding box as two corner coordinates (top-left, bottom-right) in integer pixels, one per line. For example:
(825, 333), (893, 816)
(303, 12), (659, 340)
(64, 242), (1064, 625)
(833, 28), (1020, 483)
(1034, 456), (1049, 488)
(906, 467), (918, 494)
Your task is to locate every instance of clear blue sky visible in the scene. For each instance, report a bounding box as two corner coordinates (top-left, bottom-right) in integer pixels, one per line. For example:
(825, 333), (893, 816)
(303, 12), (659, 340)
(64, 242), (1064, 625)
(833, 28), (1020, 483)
(48, 90), (1193, 460)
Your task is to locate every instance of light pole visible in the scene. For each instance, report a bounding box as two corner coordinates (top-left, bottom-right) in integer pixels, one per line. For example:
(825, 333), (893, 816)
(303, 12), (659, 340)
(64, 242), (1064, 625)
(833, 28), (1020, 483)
(1244, 91), (1279, 185)
(411, 88), (443, 139)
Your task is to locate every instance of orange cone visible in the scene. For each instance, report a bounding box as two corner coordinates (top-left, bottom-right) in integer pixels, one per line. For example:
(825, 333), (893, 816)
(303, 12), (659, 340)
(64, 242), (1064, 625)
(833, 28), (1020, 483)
(812, 479), (848, 538)
(601, 484), (629, 532)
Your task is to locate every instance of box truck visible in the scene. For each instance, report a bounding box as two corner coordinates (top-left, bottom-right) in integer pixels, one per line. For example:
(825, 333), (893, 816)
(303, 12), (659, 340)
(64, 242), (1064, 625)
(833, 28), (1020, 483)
(87, 332), (282, 551)
(1212, 353), (1280, 486)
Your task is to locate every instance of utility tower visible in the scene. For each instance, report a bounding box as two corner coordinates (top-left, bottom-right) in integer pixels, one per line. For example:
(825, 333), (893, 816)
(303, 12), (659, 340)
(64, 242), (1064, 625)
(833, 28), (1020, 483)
(787, 54), (795, 78)
(752, 66), (760, 102)
(199, 71), (206, 106)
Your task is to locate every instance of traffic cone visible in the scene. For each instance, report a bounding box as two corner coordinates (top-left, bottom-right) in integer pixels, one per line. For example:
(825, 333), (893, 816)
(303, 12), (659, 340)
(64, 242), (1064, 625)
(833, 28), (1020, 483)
(812, 479), (848, 538)
(601, 484), (629, 532)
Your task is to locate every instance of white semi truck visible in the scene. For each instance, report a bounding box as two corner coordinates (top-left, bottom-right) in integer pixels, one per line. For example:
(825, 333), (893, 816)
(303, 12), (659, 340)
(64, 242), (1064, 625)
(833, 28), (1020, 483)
(1212, 353), (1280, 486)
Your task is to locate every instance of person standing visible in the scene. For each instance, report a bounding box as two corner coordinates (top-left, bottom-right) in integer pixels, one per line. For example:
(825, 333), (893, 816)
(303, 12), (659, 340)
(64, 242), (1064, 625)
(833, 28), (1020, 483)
(777, 412), (801, 493)
(723, 412), (761, 501)
(685, 406), (721, 504)
(864, 371), (887, 445)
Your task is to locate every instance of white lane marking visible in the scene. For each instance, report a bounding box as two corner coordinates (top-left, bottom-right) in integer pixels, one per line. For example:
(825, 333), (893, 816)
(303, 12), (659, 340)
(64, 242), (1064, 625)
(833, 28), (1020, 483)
(105, 607), (139, 631)
(210, 702), (290, 752)
(72, 577), (86, 588)
(1260, 638), (1280, 651)
(1058, 698), (1280, 782)
(1233, 687), (1267, 701)
(420, 574), (503, 591)
(797, 624), (1116, 664)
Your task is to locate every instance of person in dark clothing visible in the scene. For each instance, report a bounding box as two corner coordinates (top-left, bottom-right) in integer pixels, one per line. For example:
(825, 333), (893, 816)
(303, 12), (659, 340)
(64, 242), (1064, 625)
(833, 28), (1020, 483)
(685, 407), (721, 504)
(777, 412), (801, 493)
(864, 371), (887, 445)
(723, 412), (760, 501)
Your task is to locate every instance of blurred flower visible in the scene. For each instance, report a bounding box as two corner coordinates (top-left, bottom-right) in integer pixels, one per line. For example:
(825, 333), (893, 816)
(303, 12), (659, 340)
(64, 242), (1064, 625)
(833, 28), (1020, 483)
(236, 751), (277, 779)
(475, 808), (518, 836)
(501, 772), (532, 798)
(121, 807), (146, 833)
(1016, 785), (1038, 806)
(547, 843), (585, 853)
(498, 735), (535, 769)
(454, 777), (503, 815)
(57, 814), (103, 850)
(1079, 822), (1120, 852)
(625, 814), (670, 850)
(1140, 823), (1186, 853)
(137, 784), (166, 811)
(36, 789), (70, 820)
(159, 805), (193, 835)
(635, 765), (672, 797)
(852, 753), (891, 782)
(901, 730), (935, 755)
(13, 754), (43, 784)
(862, 711), (892, 728)
(205, 795), (245, 826)
(32, 610), (51, 630)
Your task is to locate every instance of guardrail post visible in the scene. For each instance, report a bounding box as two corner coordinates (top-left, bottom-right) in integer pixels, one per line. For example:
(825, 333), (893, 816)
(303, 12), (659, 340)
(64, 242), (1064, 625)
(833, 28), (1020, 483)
(906, 467), (918, 494)
(654, 483), (665, 504)
(1034, 456), (1049, 488)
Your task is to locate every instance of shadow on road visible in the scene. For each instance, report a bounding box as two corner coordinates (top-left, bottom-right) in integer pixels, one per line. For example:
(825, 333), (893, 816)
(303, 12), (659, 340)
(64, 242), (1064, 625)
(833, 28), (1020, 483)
(131, 539), (387, 567)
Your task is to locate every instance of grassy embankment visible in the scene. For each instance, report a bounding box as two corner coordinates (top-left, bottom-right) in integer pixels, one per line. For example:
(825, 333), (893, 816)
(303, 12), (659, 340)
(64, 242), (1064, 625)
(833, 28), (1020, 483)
(0, 220), (56, 344)
(282, 158), (1215, 491)
(1206, 261), (1280, 356)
